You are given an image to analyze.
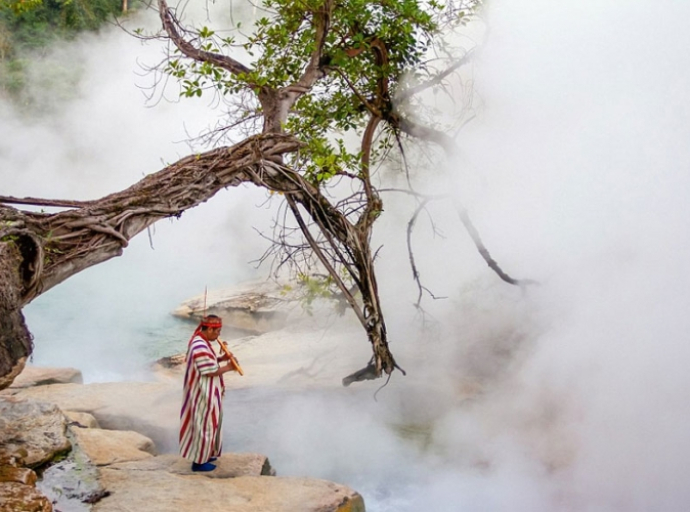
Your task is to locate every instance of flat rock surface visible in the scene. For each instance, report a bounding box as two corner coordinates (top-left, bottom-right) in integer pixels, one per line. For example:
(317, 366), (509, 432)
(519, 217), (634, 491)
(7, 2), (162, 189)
(116, 453), (274, 477)
(71, 428), (156, 466)
(10, 366), (83, 388)
(95, 469), (364, 512)
(5, 381), (174, 414)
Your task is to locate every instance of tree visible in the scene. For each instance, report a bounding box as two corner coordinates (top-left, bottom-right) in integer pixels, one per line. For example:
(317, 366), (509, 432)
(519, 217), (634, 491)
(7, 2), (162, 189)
(0, 0), (530, 390)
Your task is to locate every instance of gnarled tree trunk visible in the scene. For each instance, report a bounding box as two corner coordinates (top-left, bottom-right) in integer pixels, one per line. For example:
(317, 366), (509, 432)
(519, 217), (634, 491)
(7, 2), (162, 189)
(0, 131), (403, 389)
(0, 134), (301, 389)
(0, 239), (33, 389)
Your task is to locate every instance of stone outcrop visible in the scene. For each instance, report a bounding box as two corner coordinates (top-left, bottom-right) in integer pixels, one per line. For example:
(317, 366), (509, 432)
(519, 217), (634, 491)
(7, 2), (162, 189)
(172, 280), (296, 334)
(9, 365), (83, 388)
(36, 442), (106, 511)
(0, 452), (52, 512)
(0, 395), (109, 512)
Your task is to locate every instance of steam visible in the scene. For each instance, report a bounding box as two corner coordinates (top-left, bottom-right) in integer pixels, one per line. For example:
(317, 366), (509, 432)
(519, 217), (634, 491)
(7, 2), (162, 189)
(4, 6), (271, 380)
(3, 0), (690, 510)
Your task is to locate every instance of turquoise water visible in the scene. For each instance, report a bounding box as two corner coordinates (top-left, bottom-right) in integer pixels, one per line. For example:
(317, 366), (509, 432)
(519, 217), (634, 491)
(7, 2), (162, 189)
(21, 222), (257, 382)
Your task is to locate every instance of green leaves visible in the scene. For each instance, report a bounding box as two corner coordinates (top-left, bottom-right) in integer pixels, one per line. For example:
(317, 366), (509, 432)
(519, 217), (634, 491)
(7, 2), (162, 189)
(198, 25), (214, 39)
(164, 0), (481, 185)
(295, 272), (338, 314)
(0, 0), (43, 16)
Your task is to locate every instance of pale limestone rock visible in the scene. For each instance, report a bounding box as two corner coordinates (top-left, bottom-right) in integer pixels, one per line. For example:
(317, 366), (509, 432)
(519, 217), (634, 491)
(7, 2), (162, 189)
(10, 366), (83, 388)
(0, 396), (71, 467)
(95, 455), (364, 512)
(172, 280), (294, 334)
(0, 482), (52, 512)
(64, 410), (100, 428)
(71, 428), (156, 466)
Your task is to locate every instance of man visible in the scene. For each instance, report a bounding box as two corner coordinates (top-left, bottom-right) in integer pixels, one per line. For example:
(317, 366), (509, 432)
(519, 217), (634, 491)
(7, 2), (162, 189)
(179, 314), (239, 472)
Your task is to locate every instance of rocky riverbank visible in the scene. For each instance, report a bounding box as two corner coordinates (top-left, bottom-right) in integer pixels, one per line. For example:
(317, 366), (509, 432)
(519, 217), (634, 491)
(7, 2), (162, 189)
(0, 365), (365, 512)
(0, 283), (386, 511)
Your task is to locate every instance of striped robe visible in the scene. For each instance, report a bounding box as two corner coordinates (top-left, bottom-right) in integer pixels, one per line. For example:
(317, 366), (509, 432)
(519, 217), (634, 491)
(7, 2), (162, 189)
(179, 334), (225, 463)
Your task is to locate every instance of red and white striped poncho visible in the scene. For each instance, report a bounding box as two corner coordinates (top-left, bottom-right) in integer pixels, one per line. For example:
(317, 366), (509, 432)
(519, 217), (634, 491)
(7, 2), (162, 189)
(179, 334), (225, 464)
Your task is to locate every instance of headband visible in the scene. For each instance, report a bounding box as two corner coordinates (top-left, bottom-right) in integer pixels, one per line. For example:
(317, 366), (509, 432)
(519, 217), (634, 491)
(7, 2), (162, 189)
(199, 316), (223, 329)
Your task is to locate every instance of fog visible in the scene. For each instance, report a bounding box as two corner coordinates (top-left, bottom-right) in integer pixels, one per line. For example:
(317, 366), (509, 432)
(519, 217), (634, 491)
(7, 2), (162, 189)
(3, 0), (690, 510)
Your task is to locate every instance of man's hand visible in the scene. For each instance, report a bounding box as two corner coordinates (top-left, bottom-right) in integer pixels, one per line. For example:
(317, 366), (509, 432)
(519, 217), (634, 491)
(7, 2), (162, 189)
(218, 352), (233, 363)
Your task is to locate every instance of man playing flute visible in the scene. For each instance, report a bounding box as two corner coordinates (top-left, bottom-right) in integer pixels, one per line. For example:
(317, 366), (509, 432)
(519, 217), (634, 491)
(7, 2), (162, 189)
(179, 314), (240, 472)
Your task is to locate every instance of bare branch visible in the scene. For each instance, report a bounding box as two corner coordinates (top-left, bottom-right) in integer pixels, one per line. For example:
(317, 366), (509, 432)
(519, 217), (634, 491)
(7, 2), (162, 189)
(457, 206), (538, 287)
(285, 196), (366, 328)
(394, 115), (457, 155)
(407, 198), (429, 306)
(396, 48), (476, 102)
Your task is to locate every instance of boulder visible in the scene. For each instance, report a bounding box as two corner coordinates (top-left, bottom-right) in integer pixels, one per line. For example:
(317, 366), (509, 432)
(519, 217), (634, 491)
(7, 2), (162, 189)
(0, 396), (71, 467)
(10, 366), (83, 388)
(71, 428), (156, 466)
(95, 455), (364, 512)
(0, 482), (52, 512)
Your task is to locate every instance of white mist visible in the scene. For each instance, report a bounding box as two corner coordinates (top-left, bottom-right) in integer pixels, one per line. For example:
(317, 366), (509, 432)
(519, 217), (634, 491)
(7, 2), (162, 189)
(3, 1), (690, 510)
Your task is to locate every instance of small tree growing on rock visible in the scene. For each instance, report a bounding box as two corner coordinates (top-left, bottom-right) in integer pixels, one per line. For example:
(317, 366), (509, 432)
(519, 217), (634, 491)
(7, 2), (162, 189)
(0, 0), (531, 389)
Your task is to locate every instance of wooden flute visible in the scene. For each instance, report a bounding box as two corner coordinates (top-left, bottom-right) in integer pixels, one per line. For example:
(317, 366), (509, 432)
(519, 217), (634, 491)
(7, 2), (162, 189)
(216, 339), (244, 376)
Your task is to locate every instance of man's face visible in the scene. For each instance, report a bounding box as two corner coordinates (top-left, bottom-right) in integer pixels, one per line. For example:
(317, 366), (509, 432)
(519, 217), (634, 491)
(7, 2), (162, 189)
(205, 326), (221, 341)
